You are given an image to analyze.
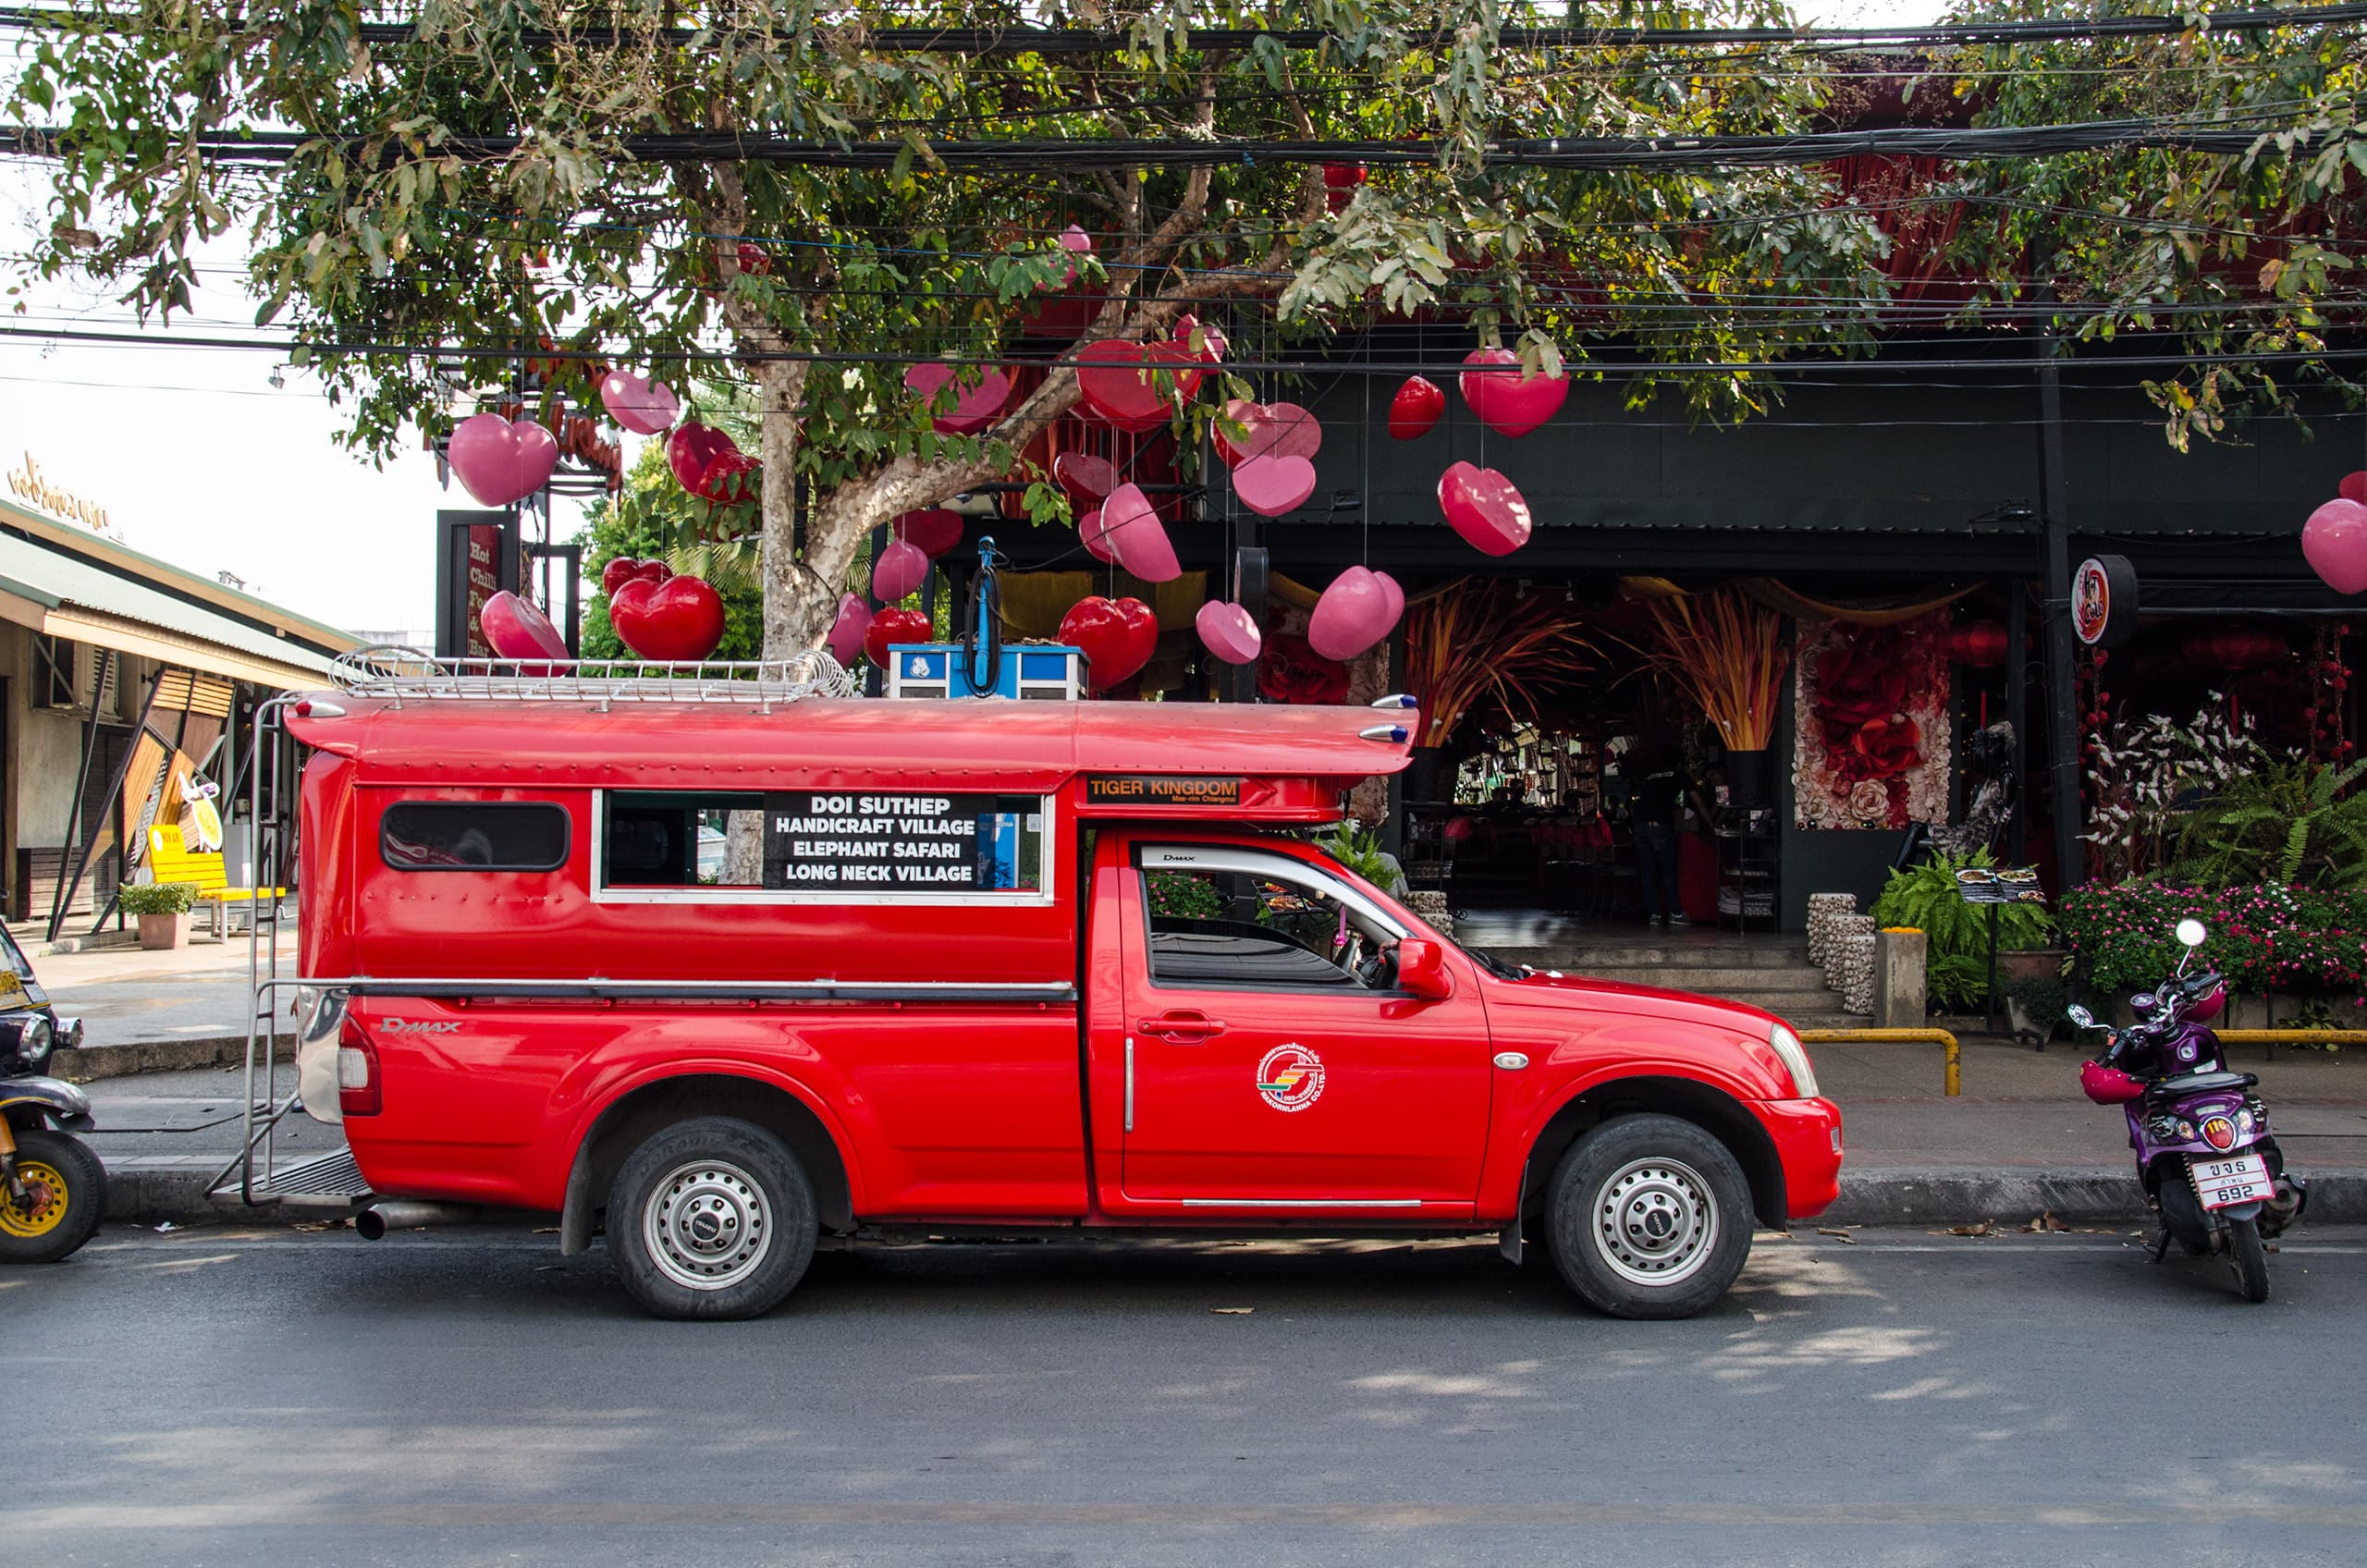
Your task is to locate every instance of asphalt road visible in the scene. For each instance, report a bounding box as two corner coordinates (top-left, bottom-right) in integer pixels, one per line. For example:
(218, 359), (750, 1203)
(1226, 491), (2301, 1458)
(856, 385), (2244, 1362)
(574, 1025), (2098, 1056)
(17, 1224), (2367, 1567)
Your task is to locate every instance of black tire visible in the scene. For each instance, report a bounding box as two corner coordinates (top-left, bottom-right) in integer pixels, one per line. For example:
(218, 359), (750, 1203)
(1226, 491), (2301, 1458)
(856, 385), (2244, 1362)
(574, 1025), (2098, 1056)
(0, 1127), (104, 1264)
(1546, 1113), (1754, 1320)
(606, 1116), (817, 1321)
(2228, 1215), (2271, 1304)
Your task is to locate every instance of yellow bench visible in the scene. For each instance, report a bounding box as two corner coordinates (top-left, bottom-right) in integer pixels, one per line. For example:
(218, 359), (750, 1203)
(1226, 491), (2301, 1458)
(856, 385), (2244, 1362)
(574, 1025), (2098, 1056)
(144, 824), (287, 937)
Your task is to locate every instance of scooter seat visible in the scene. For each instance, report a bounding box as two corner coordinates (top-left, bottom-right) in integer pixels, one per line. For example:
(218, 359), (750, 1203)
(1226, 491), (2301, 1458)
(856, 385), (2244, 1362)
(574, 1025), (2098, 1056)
(2149, 1070), (2257, 1099)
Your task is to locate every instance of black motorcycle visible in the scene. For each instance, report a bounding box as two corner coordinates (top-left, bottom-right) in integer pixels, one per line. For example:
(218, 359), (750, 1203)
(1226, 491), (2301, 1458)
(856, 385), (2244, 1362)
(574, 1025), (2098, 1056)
(0, 927), (98, 1263)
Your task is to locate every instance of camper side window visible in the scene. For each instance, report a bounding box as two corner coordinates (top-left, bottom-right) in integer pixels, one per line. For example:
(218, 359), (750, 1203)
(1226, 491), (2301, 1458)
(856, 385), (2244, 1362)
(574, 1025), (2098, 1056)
(603, 791), (767, 888)
(381, 802), (570, 872)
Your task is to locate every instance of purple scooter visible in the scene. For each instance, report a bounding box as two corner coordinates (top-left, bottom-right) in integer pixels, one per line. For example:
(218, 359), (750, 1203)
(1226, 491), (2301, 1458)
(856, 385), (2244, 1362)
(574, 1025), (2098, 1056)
(2069, 918), (2306, 1303)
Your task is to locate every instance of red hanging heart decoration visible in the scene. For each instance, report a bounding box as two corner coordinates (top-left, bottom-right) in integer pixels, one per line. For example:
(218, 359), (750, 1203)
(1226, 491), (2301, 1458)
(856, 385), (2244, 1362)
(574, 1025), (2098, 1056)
(864, 606), (934, 670)
(1053, 452), (1117, 503)
(668, 422), (738, 494)
(1389, 376), (1446, 440)
(893, 508), (965, 558)
(1075, 340), (1175, 433)
(2341, 472), (2367, 505)
(1438, 461), (1533, 556)
(694, 449), (760, 506)
(1060, 594), (1156, 690)
(1078, 508), (1116, 563)
(600, 557), (644, 597)
(1458, 347), (1567, 438)
(479, 590), (570, 671)
(611, 575), (726, 662)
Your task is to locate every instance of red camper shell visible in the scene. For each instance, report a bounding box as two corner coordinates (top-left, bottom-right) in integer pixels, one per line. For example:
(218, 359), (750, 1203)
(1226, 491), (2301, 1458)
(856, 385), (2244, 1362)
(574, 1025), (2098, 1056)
(285, 692), (1842, 1322)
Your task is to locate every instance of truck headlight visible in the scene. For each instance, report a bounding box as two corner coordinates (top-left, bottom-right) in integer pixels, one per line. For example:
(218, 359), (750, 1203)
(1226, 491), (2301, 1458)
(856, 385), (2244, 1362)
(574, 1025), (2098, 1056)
(1768, 1022), (1820, 1099)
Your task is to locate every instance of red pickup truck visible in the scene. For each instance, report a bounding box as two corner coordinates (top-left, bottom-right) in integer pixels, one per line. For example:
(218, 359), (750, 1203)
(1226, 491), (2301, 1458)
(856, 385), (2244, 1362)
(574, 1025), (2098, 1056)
(285, 689), (1841, 1321)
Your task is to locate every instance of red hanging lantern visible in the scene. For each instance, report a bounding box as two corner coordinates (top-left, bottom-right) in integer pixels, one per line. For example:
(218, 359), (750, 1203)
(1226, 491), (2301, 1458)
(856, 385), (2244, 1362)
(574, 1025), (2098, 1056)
(1942, 621), (2008, 668)
(2182, 630), (2288, 670)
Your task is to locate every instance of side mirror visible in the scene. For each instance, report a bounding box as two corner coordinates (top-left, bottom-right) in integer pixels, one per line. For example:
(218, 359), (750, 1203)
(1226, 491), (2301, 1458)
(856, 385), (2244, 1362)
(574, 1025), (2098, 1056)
(1395, 937), (1454, 1001)
(2066, 1005), (2096, 1029)
(2176, 918), (2208, 949)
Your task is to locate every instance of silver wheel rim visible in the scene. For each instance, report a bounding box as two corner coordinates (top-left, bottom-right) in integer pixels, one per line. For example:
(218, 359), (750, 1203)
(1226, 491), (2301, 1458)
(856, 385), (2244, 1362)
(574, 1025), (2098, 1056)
(1593, 1156), (1720, 1288)
(643, 1158), (772, 1292)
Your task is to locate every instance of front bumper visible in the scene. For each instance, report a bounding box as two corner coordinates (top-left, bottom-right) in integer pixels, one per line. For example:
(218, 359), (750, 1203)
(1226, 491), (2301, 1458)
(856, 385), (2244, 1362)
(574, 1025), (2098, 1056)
(1757, 1096), (1844, 1219)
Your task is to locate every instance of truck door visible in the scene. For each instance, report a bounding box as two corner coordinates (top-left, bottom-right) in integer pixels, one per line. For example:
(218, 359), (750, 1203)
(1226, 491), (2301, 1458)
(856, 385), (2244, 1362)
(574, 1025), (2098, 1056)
(1114, 840), (1491, 1214)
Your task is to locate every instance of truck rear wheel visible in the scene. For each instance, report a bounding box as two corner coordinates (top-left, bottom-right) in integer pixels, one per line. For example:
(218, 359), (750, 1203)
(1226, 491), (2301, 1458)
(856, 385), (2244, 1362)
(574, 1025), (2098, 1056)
(607, 1116), (817, 1320)
(1546, 1113), (1752, 1320)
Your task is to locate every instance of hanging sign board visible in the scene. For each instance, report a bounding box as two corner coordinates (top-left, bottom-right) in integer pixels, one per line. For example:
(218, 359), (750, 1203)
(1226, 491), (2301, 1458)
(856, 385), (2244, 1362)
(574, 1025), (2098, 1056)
(763, 791), (1001, 891)
(1085, 776), (1244, 809)
(2073, 554), (2140, 648)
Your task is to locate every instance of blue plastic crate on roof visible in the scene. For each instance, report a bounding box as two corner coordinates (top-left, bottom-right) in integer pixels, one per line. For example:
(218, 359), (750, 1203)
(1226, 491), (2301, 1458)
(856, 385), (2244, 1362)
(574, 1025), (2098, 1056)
(885, 643), (1084, 701)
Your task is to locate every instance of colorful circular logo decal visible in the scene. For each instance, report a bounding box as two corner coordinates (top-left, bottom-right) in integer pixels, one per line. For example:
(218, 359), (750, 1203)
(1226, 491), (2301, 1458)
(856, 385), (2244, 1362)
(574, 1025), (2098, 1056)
(2073, 558), (2112, 646)
(1256, 1044), (1326, 1113)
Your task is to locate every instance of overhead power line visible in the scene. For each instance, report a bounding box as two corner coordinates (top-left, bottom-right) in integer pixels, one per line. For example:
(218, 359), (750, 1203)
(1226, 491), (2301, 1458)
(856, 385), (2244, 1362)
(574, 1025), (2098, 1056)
(2, 2), (2364, 51)
(0, 116), (2310, 172)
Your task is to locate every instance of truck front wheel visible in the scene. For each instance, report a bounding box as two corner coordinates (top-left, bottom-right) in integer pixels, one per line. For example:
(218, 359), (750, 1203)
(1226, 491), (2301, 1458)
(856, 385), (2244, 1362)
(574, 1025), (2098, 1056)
(607, 1116), (817, 1320)
(1546, 1114), (1753, 1320)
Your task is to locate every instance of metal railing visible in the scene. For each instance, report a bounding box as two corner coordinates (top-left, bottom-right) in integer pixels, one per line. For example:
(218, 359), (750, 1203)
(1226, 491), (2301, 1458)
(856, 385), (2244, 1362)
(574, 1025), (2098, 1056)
(1799, 1026), (1962, 1097)
(327, 645), (861, 709)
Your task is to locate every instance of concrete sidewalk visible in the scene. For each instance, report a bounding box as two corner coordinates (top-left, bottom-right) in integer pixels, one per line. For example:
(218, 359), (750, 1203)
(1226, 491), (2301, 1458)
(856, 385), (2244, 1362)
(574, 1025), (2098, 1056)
(16, 925), (298, 1078)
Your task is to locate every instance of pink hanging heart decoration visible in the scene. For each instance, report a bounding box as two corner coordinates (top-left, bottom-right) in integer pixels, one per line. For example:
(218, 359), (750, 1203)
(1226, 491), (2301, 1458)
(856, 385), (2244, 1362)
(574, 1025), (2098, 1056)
(1053, 451), (1117, 503)
(893, 508), (965, 558)
(1233, 452), (1318, 519)
(1307, 566), (1403, 662)
(1055, 224), (1095, 287)
(871, 537), (931, 602)
(1375, 568), (1404, 628)
(598, 371), (680, 435)
(1213, 399), (1321, 468)
(1174, 312), (1228, 364)
(1389, 376), (1445, 440)
(826, 593), (873, 668)
(448, 414), (559, 508)
(904, 363), (1013, 436)
(1196, 601), (1263, 665)
(2303, 497), (2367, 594)
(1098, 483), (1180, 582)
(1457, 347), (1567, 438)
(667, 422), (737, 495)
(478, 590), (570, 674)
(2341, 472), (2367, 505)
(1079, 508), (1117, 564)
(1438, 461), (1534, 556)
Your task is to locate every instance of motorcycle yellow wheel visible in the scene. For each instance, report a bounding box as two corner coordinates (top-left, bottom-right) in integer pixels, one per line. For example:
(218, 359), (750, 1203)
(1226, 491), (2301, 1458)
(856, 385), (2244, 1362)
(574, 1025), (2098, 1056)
(0, 1160), (70, 1238)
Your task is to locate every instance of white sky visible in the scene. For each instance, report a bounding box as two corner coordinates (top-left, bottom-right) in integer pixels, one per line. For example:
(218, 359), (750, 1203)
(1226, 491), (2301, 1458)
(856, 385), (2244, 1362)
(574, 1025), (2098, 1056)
(0, 0), (1953, 635)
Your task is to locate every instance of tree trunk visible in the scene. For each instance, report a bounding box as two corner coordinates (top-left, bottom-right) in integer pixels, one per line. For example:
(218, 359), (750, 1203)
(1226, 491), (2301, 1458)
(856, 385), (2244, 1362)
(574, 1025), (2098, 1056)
(754, 358), (824, 662)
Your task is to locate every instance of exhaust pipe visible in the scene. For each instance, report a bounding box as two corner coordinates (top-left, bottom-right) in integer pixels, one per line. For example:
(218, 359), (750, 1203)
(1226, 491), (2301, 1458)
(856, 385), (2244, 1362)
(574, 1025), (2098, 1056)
(354, 1201), (480, 1240)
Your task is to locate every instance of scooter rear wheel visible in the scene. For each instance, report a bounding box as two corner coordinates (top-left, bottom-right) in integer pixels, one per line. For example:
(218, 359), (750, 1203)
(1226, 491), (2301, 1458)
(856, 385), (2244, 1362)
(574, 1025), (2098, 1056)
(2227, 1215), (2270, 1304)
(0, 1128), (104, 1264)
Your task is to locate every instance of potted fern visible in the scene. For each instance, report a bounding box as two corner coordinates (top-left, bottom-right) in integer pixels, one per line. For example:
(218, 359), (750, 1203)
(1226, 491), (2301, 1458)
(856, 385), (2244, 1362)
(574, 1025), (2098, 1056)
(1870, 851), (2055, 1013)
(119, 881), (200, 950)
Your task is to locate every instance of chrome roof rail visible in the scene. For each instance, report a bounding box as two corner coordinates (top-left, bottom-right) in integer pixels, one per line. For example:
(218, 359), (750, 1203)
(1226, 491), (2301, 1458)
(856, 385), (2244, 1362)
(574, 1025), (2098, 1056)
(326, 645), (861, 711)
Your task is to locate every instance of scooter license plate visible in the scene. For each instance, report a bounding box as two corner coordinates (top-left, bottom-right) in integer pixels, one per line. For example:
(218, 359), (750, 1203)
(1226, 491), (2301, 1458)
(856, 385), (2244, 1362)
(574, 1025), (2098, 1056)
(2192, 1153), (2275, 1211)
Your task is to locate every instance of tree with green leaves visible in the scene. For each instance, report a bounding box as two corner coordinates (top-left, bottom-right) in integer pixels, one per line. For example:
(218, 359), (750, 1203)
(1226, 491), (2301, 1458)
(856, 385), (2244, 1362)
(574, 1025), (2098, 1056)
(9, 0), (1902, 655)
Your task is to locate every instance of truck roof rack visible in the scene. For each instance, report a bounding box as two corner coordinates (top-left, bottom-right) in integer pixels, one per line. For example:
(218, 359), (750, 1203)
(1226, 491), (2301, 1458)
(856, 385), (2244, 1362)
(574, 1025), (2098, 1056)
(325, 645), (861, 709)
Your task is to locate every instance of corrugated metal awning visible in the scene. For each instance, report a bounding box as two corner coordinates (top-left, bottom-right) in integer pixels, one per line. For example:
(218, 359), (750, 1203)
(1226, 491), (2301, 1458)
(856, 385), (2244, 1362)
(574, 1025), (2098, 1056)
(0, 530), (343, 689)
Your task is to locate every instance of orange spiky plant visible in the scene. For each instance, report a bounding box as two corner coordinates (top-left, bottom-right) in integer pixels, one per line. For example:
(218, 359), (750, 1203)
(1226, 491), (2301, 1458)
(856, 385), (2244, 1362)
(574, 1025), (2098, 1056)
(1404, 581), (1596, 750)
(1638, 589), (1791, 751)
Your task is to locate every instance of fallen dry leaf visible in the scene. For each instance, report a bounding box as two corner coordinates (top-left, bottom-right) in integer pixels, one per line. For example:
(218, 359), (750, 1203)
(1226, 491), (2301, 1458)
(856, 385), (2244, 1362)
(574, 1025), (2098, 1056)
(1943, 1220), (1996, 1237)
(1212, 1307), (1255, 1315)
(2024, 1210), (2069, 1233)
(1815, 1228), (1857, 1243)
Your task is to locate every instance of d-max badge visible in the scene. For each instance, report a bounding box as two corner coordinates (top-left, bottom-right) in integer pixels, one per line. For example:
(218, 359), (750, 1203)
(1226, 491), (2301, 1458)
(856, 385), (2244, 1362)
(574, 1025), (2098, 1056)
(1256, 1044), (1325, 1113)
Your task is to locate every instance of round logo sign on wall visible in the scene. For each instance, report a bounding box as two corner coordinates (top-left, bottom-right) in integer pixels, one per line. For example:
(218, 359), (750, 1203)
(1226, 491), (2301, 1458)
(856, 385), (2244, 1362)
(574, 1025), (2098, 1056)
(2073, 554), (2140, 649)
(1255, 1044), (1327, 1113)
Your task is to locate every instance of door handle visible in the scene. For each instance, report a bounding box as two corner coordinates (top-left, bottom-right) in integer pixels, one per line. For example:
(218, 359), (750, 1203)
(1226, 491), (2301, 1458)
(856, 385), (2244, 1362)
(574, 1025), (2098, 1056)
(1139, 1011), (1225, 1043)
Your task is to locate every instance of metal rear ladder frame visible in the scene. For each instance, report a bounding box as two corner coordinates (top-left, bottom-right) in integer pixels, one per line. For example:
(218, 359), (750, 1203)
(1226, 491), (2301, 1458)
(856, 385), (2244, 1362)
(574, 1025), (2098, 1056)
(213, 691), (307, 1206)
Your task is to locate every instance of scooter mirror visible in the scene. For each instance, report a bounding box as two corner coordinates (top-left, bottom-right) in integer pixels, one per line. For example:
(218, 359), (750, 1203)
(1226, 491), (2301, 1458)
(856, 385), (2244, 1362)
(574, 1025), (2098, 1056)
(2176, 918), (2208, 949)
(2066, 1005), (2096, 1029)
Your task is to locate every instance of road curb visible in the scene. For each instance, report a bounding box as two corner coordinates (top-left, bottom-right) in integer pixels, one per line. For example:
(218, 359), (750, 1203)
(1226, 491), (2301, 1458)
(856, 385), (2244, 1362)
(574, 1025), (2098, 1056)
(56, 1035), (251, 1081)
(1824, 1166), (2367, 1228)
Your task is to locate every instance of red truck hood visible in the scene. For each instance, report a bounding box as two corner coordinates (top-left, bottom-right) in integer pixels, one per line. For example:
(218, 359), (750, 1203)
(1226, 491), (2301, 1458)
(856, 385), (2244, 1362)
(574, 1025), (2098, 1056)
(1492, 967), (1790, 1034)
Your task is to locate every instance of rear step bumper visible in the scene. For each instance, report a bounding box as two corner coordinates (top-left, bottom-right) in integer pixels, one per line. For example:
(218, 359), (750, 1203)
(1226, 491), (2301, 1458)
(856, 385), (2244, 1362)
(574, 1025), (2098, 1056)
(208, 1145), (372, 1213)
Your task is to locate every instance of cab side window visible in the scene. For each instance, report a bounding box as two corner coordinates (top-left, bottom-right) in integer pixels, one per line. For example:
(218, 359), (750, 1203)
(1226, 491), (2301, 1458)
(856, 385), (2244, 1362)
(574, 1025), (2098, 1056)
(1144, 866), (1374, 990)
(381, 802), (570, 872)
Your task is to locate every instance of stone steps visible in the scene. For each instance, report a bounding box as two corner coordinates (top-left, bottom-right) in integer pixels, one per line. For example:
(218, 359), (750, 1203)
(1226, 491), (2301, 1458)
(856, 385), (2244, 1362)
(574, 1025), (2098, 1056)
(1482, 935), (1869, 1029)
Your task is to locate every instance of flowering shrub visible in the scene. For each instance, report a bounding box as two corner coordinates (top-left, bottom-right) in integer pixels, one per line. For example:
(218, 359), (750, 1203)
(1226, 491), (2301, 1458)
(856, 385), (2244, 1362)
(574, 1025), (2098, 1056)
(2059, 882), (2367, 996)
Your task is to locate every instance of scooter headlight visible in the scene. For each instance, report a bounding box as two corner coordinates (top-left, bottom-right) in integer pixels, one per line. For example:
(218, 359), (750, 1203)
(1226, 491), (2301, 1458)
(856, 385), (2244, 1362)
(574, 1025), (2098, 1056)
(1768, 1022), (1820, 1099)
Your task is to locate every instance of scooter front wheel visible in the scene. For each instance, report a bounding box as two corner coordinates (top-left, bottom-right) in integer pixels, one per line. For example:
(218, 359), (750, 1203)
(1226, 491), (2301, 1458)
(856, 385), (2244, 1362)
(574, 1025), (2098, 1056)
(0, 1128), (104, 1264)
(2227, 1214), (2270, 1304)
